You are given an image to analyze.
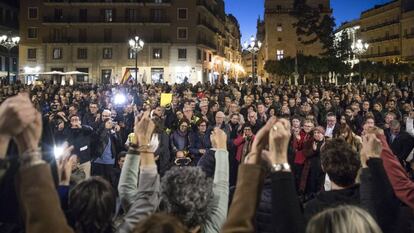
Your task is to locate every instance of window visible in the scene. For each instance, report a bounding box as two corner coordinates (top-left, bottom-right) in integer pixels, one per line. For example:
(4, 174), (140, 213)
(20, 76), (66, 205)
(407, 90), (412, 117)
(77, 48), (88, 59)
(27, 48), (37, 59)
(178, 8), (188, 20)
(178, 48), (187, 60)
(277, 24), (283, 32)
(104, 29), (112, 42)
(126, 9), (138, 22)
(177, 27), (188, 40)
(209, 53), (212, 62)
(394, 46), (398, 52)
(197, 49), (202, 61)
(54, 8), (63, 21)
(276, 5), (282, 11)
(76, 68), (89, 82)
(151, 9), (163, 22)
(203, 51), (207, 61)
(128, 48), (137, 59)
(0, 8), (3, 24)
(28, 7), (38, 19)
(79, 28), (87, 42)
(153, 48), (162, 59)
(278, 37), (282, 42)
(104, 9), (113, 22)
(276, 50), (284, 60)
(103, 48), (113, 59)
(52, 28), (63, 42)
(53, 48), (62, 59)
(79, 9), (87, 22)
(28, 28), (38, 39)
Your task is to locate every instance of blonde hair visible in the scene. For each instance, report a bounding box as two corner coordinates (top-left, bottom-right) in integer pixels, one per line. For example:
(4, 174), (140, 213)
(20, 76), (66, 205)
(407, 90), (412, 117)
(307, 205), (382, 233)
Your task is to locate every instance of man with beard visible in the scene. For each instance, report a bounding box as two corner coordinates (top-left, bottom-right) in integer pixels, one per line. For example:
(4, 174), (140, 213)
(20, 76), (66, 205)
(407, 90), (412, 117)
(66, 114), (94, 178)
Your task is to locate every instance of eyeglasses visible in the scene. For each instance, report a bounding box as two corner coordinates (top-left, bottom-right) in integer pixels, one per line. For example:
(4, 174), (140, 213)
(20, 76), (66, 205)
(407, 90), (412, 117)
(244, 128), (252, 131)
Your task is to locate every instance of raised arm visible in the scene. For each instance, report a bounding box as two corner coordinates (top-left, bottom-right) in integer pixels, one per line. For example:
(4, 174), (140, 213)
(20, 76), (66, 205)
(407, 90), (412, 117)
(263, 119), (306, 233)
(12, 100), (74, 233)
(359, 133), (400, 233)
(117, 112), (160, 233)
(221, 118), (276, 233)
(203, 128), (229, 233)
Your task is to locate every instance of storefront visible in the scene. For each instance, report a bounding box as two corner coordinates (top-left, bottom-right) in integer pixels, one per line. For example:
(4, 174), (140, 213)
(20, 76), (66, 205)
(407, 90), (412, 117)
(151, 68), (164, 83)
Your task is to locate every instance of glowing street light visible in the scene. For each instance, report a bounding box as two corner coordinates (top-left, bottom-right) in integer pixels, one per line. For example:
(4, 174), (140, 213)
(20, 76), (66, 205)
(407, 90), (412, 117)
(243, 35), (262, 82)
(351, 39), (369, 84)
(0, 32), (20, 82)
(128, 36), (144, 84)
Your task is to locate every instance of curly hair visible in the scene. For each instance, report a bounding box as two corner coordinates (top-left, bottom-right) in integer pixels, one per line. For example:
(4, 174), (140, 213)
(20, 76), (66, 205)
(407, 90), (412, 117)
(320, 138), (361, 187)
(160, 166), (213, 229)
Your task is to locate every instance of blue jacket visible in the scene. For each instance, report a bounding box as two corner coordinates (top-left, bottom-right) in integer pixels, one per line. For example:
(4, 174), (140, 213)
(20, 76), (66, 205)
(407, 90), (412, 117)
(189, 131), (212, 164)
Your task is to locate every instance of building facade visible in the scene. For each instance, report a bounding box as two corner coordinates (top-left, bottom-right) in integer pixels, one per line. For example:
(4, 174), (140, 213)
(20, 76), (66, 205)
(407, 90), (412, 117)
(0, 0), (19, 81)
(360, 0), (414, 64)
(258, 0), (331, 78)
(19, 0), (243, 84)
(334, 19), (360, 68)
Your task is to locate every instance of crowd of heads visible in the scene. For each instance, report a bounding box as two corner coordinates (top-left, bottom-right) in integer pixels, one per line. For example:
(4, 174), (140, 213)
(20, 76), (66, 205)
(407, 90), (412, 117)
(1, 78), (414, 233)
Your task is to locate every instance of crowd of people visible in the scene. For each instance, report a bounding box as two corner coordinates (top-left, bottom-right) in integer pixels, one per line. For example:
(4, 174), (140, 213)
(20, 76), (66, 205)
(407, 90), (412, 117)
(0, 78), (414, 233)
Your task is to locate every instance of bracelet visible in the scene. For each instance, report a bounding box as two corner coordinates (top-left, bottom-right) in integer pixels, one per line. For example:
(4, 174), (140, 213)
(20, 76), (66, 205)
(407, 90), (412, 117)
(127, 148), (139, 155)
(19, 147), (45, 169)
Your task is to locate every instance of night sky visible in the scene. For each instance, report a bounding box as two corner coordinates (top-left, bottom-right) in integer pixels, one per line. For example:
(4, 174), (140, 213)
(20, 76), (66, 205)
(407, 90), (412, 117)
(225, 0), (391, 43)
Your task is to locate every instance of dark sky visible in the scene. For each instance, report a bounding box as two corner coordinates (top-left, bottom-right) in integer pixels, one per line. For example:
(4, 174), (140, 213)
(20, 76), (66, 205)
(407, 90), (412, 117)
(225, 0), (391, 43)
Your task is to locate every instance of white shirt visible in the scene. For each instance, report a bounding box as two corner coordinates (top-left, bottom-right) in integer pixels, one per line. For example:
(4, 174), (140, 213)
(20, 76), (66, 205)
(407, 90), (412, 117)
(325, 126), (334, 137)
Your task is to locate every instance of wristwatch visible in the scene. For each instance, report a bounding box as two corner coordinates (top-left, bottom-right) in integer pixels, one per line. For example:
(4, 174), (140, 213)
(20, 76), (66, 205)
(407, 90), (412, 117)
(271, 163), (291, 172)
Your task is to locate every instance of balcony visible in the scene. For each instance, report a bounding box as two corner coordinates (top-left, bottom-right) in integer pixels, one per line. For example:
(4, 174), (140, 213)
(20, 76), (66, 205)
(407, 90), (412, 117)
(197, 38), (217, 51)
(361, 51), (401, 58)
(361, 19), (399, 32)
(43, 16), (170, 25)
(196, 0), (226, 21)
(367, 34), (400, 43)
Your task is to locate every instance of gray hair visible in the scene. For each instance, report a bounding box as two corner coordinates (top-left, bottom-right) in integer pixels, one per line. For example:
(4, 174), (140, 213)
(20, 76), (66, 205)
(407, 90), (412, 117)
(160, 167), (213, 229)
(307, 205), (382, 233)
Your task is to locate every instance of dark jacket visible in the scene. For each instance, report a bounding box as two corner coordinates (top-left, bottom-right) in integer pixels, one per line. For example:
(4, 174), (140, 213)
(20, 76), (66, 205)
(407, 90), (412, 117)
(189, 131), (212, 164)
(65, 125), (94, 164)
(304, 185), (360, 221)
(155, 132), (171, 176)
(169, 130), (189, 156)
(255, 178), (273, 233)
(94, 126), (122, 163)
(386, 131), (414, 165)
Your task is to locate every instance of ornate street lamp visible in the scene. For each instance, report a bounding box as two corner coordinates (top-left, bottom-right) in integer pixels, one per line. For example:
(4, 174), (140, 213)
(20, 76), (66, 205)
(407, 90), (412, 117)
(243, 35), (262, 83)
(0, 32), (20, 82)
(351, 39), (369, 84)
(128, 36), (144, 84)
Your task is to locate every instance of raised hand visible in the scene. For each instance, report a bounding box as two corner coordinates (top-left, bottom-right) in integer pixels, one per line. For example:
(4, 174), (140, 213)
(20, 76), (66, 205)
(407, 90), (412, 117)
(14, 110), (43, 154)
(211, 127), (227, 150)
(134, 111), (155, 147)
(251, 116), (277, 153)
(56, 143), (76, 185)
(266, 118), (291, 165)
(360, 133), (382, 168)
(0, 93), (37, 137)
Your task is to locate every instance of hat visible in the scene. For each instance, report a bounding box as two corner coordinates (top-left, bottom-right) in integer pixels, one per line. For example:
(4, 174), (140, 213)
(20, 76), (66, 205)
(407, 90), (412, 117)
(313, 126), (325, 135)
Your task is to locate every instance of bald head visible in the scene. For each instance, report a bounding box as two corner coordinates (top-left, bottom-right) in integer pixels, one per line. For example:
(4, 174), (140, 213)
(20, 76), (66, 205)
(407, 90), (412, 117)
(215, 111), (225, 126)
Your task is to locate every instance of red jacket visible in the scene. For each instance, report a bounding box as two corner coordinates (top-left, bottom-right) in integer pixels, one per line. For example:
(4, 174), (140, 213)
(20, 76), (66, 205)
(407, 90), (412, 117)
(379, 134), (414, 209)
(292, 131), (311, 165)
(233, 134), (255, 162)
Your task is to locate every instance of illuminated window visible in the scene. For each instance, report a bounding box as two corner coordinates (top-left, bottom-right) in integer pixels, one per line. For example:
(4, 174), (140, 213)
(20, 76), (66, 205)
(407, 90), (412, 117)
(277, 50), (284, 60)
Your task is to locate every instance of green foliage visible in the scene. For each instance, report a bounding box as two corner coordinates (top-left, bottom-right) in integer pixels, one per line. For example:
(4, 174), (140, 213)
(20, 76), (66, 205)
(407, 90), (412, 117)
(292, 0), (336, 56)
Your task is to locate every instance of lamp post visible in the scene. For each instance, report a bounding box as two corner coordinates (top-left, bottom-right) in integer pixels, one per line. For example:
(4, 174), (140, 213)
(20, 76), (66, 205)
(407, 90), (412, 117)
(0, 32), (20, 83)
(128, 36), (144, 84)
(243, 35), (262, 84)
(351, 39), (369, 84)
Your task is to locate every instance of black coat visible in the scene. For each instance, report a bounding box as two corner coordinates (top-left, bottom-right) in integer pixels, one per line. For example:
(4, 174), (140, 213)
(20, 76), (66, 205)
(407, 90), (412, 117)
(93, 126), (122, 164)
(65, 125), (94, 164)
(386, 131), (414, 164)
(255, 178), (273, 233)
(304, 185), (360, 221)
